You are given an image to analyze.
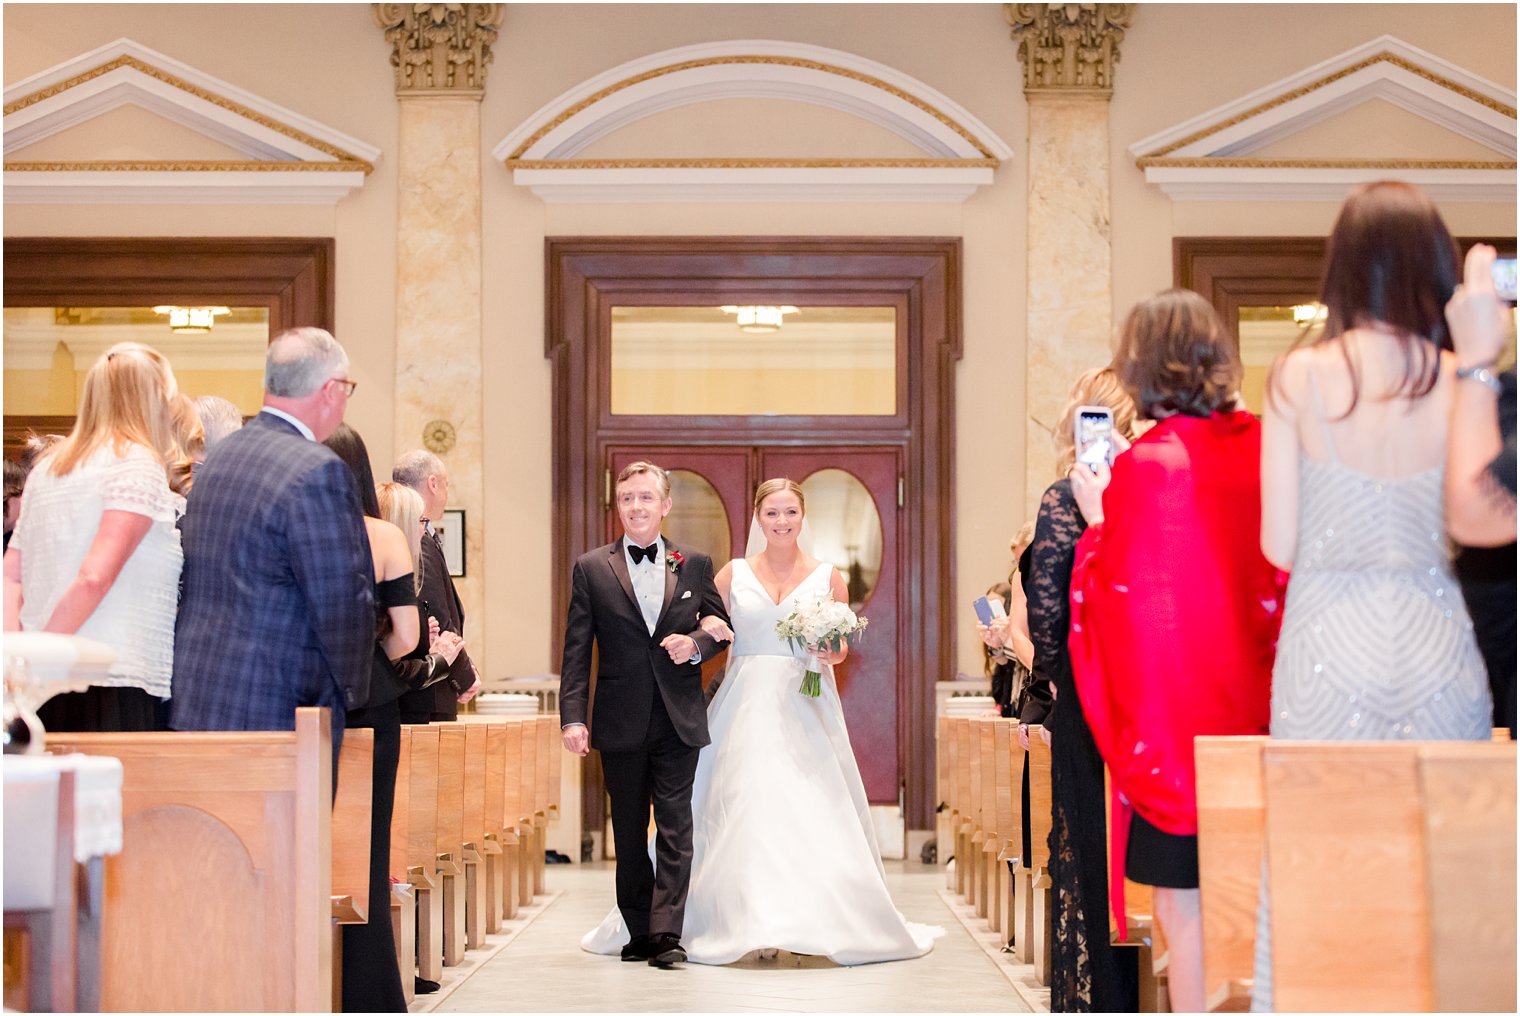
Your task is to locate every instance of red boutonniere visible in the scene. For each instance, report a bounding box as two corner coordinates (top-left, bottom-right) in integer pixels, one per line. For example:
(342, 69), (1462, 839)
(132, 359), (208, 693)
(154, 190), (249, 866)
(667, 550), (685, 574)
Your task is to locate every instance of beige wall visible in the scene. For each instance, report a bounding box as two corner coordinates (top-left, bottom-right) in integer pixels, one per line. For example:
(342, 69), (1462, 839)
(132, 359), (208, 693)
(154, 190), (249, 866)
(4, 3), (1514, 686)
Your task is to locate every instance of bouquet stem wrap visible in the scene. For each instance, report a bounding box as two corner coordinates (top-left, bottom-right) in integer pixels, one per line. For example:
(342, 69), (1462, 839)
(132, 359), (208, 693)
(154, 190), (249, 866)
(775, 593), (868, 699)
(800, 651), (823, 698)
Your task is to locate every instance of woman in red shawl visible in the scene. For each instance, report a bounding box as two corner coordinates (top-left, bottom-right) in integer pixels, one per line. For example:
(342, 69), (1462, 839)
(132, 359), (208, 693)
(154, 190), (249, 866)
(1068, 289), (1285, 1012)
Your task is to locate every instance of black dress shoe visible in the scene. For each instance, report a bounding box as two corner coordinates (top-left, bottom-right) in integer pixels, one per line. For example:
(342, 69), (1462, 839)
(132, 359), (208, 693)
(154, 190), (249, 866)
(414, 976), (440, 994)
(648, 933), (686, 969)
(621, 935), (655, 962)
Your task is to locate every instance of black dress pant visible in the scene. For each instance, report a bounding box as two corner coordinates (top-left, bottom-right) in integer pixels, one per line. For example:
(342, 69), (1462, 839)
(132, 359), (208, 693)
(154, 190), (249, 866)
(340, 698), (406, 1012)
(599, 693), (700, 940)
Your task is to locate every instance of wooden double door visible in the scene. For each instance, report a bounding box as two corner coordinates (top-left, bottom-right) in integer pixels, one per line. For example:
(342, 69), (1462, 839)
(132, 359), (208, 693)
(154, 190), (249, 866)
(609, 445), (903, 804)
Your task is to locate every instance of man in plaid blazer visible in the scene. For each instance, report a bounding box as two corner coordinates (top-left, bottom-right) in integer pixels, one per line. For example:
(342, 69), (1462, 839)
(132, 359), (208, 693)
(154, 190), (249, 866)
(171, 327), (373, 746)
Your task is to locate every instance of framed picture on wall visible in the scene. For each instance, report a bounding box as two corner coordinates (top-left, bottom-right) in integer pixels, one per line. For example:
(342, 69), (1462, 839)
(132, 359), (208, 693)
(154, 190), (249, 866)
(440, 508), (466, 577)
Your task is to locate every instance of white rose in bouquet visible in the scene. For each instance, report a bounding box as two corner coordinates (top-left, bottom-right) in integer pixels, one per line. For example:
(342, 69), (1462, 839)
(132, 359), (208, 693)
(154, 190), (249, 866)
(774, 593), (870, 697)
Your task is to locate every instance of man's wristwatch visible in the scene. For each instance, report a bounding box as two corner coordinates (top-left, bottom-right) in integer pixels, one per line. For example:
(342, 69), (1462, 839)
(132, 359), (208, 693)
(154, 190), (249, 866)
(1456, 362), (1504, 394)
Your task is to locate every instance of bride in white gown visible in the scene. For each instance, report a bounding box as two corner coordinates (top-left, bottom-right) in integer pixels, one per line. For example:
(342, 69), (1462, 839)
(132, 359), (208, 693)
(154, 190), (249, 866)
(584, 478), (942, 965)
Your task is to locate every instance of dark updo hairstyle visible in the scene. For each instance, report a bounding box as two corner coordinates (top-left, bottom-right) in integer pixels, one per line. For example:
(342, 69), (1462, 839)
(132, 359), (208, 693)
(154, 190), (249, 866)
(322, 422), (381, 519)
(1115, 289), (1241, 420)
(1272, 180), (1458, 415)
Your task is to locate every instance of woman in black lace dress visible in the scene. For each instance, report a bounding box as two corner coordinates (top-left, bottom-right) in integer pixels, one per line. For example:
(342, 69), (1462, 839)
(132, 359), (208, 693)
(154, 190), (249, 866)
(1029, 369), (1138, 1012)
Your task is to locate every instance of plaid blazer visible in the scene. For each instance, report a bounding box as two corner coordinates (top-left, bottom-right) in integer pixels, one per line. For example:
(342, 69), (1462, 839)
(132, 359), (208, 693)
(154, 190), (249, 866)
(170, 412), (374, 732)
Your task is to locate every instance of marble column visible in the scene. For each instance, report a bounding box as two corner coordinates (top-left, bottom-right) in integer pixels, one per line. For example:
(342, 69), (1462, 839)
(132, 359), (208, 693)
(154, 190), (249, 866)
(376, 3), (504, 667)
(1006, 4), (1133, 517)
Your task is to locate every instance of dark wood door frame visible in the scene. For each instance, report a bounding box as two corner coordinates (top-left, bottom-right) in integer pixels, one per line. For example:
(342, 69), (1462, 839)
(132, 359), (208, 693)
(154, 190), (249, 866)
(3, 237), (335, 456)
(1176, 235), (1518, 346)
(546, 236), (962, 830)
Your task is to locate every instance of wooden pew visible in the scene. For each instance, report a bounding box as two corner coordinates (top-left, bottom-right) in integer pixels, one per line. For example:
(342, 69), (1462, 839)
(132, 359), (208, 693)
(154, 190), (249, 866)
(434, 724), (469, 965)
(1418, 742), (1517, 1013)
(1195, 736), (1267, 1013)
(937, 716), (954, 890)
(476, 720), (510, 933)
(1020, 725), (1053, 982)
(331, 729), (374, 925)
(497, 720), (524, 921)
(978, 718), (1004, 928)
(959, 718), (982, 907)
(1263, 741), (1429, 1011)
(944, 716), (962, 892)
(995, 721), (1025, 948)
(47, 708), (332, 1012)
(329, 729), (373, 1010)
(514, 715), (539, 908)
(534, 717), (553, 894)
(460, 723), (491, 949)
(396, 724), (443, 983)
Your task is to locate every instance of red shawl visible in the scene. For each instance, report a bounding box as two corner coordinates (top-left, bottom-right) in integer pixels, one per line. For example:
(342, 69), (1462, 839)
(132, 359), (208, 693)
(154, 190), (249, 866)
(1068, 411), (1285, 938)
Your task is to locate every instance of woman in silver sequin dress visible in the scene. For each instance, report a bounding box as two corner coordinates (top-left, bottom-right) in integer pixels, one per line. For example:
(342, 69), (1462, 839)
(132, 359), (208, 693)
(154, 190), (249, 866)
(1252, 181), (1491, 1010)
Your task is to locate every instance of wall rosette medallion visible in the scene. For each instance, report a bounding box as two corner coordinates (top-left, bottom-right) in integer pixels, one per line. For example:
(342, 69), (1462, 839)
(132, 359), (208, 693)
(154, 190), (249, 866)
(1004, 3), (1132, 95)
(373, 3), (505, 97)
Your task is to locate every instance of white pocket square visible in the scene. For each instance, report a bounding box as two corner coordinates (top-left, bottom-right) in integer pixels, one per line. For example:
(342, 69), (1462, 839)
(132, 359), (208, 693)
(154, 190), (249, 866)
(680, 590), (692, 599)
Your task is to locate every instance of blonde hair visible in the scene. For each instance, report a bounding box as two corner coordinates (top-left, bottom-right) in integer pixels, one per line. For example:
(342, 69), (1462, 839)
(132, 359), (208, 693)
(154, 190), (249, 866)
(1053, 367), (1138, 477)
(753, 477), (805, 514)
(377, 481), (425, 593)
(616, 460), (669, 500)
(1011, 521), (1036, 560)
(166, 392), (204, 496)
(47, 342), (176, 478)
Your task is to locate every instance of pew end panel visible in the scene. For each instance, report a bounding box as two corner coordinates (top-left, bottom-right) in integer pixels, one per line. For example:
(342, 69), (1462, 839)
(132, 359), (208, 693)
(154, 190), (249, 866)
(1194, 735), (1268, 1014)
(46, 707), (333, 1013)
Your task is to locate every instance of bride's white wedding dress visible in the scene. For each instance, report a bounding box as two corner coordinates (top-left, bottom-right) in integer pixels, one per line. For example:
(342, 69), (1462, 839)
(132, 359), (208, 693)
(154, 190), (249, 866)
(583, 558), (942, 965)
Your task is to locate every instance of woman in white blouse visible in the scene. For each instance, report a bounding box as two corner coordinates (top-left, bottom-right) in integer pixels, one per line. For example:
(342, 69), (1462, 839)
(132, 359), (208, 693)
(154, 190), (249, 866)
(3, 342), (184, 731)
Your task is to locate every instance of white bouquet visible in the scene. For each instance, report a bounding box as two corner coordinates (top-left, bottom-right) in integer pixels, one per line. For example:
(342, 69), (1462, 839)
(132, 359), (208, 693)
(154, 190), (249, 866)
(774, 593), (870, 697)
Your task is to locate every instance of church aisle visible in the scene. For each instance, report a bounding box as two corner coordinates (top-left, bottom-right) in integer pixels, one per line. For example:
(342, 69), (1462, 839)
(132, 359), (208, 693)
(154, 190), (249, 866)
(432, 861), (1031, 1013)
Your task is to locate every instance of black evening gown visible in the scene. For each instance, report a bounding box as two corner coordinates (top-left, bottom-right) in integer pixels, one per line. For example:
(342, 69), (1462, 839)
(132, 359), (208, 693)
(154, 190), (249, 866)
(340, 573), (415, 1013)
(1027, 479), (1137, 1012)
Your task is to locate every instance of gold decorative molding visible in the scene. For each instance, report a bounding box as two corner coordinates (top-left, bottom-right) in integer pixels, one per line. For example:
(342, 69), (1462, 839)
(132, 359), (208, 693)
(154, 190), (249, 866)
(1136, 157), (1517, 170)
(503, 55), (998, 162)
(1146, 53), (1518, 160)
(505, 156), (1002, 170)
(4, 159), (371, 173)
(3, 55), (374, 172)
(373, 3), (505, 97)
(423, 420), (457, 455)
(1005, 3), (1133, 95)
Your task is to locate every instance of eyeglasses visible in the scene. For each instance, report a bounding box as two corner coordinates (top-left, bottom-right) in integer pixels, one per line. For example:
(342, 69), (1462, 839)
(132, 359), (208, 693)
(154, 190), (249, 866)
(327, 377), (358, 397)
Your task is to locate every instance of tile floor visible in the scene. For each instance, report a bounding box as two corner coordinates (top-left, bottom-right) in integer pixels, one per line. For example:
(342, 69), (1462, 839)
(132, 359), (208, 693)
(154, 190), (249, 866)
(428, 861), (1036, 1013)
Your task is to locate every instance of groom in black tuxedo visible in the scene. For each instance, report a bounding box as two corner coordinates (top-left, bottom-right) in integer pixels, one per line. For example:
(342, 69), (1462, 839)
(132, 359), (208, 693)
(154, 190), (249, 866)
(560, 461), (729, 969)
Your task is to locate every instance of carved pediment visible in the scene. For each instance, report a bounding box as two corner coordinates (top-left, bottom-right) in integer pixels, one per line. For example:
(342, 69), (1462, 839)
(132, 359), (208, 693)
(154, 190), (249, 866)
(1129, 35), (1516, 202)
(493, 40), (1013, 204)
(4, 39), (381, 204)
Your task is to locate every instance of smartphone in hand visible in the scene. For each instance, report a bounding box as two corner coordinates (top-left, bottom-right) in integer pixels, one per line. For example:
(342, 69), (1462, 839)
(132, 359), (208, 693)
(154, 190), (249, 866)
(973, 595), (997, 626)
(1075, 405), (1114, 473)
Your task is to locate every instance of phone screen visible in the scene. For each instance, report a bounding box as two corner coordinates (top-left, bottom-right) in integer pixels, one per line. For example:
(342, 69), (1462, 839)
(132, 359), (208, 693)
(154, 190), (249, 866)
(1492, 258), (1518, 304)
(1075, 408), (1114, 473)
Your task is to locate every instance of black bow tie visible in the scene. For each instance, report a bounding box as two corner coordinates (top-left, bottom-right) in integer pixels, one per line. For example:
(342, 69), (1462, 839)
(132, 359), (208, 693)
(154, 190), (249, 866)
(628, 542), (659, 565)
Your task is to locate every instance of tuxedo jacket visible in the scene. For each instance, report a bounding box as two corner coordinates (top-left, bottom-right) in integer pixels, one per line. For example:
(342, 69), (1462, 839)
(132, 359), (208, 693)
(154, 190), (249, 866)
(398, 532), (474, 721)
(171, 412), (374, 732)
(559, 538), (729, 752)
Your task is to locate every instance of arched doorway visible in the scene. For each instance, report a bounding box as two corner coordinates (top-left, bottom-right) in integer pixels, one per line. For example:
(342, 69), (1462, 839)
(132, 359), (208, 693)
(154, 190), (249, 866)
(547, 237), (961, 840)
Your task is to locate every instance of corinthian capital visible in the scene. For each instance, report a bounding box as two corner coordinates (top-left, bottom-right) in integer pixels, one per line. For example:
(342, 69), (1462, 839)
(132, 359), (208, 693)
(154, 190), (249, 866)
(1005, 3), (1132, 96)
(373, 3), (505, 97)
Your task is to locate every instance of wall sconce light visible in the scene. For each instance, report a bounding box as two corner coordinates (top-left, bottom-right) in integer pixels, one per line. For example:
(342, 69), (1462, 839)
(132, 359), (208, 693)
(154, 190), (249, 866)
(1291, 303), (1327, 326)
(152, 306), (230, 333)
(720, 305), (800, 334)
